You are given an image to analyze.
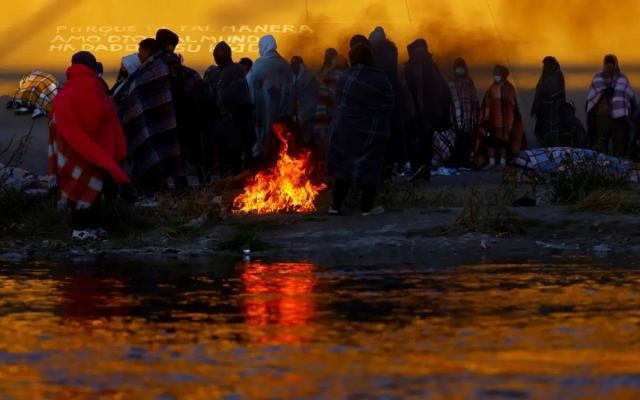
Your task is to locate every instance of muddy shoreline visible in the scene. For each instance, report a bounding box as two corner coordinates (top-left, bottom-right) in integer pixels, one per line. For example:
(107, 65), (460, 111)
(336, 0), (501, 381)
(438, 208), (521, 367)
(2, 205), (638, 264)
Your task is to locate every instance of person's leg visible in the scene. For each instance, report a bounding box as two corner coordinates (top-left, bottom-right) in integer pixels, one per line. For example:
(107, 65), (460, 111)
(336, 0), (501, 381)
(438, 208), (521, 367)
(85, 199), (102, 231)
(610, 117), (629, 158)
(592, 116), (610, 153)
(410, 129), (433, 181)
(331, 178), (350, 211)
(70, 209), (88, 231)
(483, 136), (497, 170)
(361, 185), (376, 213)
(497, 141), (508, 170)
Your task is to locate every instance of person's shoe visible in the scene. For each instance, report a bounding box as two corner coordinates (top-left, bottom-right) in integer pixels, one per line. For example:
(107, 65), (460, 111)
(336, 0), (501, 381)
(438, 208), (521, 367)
(362, 206), (385, 216)
(134, 198), (159, 208)
(72, 230), (98, 241)
(328, 207), (340, 215)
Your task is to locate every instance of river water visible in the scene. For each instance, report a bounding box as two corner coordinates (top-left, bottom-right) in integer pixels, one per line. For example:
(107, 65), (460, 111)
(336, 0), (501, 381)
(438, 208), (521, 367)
(0, 255), (639, 399)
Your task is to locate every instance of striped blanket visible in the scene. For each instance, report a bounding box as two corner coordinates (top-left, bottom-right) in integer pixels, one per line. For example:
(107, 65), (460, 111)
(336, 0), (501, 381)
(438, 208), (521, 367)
(117, 53), (183, 177)
(8, 71), (59, 118)
(586, 54), (636, 119)
(48, 116), (105, 209)
(512, 147), (640, 182)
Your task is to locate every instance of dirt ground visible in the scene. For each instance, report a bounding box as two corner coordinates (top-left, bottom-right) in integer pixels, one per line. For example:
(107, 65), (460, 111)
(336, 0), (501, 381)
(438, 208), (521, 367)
(1, 195), (638, 265)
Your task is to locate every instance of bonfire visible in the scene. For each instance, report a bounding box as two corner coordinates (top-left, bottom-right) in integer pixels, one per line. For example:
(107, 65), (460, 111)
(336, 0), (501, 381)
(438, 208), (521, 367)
(233, 123), (326, 214)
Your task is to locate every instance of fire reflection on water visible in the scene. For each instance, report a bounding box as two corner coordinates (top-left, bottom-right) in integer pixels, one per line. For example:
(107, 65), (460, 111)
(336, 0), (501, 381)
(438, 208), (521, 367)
(0, 258), (638, 397)
(240, 262), (317, 343)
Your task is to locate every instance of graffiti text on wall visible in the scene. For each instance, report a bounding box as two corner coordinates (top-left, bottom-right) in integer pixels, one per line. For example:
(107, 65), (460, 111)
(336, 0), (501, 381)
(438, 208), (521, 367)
(49, 25), (313, 53)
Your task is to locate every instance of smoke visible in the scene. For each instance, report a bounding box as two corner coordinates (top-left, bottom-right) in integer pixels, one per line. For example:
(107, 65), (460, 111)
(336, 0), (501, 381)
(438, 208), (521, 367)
(263, 0), (640, 72)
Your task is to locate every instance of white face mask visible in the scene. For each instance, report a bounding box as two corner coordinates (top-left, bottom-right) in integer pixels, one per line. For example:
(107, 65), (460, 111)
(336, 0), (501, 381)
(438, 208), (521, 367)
(493, 75), (502, 83)
(455, 68), (466, 75)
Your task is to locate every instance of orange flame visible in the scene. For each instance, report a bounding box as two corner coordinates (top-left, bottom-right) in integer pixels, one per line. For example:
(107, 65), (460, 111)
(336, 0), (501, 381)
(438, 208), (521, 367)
(232, 123), (327, 214)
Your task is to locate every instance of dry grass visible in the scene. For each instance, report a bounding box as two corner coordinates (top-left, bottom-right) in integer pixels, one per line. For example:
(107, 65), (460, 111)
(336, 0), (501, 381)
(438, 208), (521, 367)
(445, 180), (526, 236)
(577, 189), (640, 215)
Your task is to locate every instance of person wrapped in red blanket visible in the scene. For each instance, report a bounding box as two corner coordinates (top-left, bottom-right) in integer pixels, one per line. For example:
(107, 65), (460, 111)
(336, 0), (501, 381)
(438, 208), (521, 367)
(48, 51), (130, 241)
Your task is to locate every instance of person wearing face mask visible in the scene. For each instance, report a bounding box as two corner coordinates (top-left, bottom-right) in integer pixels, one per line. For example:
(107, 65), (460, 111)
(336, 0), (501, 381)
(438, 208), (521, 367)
(585, 54), (637, 157)
(204, 42), (254, 179)
(246, 35), (294, 157)
(445, 58), (479, 168)
(531, 56), (566, 147)
(475, 65), (527, 170)
(314, 47), (348, 146)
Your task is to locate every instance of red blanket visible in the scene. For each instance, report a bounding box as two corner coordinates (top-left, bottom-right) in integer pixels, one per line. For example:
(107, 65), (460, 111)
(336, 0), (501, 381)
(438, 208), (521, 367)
(48, 64), (129, 207)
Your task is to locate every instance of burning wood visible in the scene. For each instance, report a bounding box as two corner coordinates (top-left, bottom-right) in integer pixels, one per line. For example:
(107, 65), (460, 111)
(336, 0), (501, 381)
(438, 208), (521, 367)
(232, 123), (326, 214)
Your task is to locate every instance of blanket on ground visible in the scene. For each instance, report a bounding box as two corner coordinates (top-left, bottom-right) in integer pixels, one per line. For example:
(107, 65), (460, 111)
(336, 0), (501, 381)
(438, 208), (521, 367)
(511, 147), (640, 182)
(7, 71), (59, 117)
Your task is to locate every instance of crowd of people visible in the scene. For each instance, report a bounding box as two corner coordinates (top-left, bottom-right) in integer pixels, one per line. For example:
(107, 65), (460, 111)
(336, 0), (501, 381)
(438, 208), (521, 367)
(44, 26), (639, 239)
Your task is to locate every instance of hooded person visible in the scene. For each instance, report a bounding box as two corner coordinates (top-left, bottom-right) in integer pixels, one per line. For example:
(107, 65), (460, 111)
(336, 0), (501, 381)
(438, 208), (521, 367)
(349, 34), (371, 50)
(204, 41), (254, 178)
(531, 56), (566, 146)
(95, 62), (109, 94)
(444, 58), (479, 168)
(367, 27), (406, 177)
(165, 53), (208, 186)
(291, 56), (320, 144)
(403, 39), (452, 181)
(109, 53), (141, 99)
(246, 35), (294, 157)
(475, 65), (527, 169)
(116, 38), (184, 204)
(48, 51), (129, 241)
(156, 29), (180, 53)
(326, 43), (394, 217)
(562, 100), (587, 148)
(314, 47), (348, 143)
(585, 54), (637, 157)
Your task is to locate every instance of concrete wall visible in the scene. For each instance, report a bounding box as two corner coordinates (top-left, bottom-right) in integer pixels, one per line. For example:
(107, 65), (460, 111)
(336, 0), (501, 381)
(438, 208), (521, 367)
(1, 0), (639, 173)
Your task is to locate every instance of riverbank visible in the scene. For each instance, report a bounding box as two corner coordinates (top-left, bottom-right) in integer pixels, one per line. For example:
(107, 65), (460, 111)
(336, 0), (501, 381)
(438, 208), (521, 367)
(2, 191), (639, 264)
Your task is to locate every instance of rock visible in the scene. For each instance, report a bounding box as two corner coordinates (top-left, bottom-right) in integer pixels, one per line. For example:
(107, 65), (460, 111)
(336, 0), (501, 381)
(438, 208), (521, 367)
(592, 244), (613, 253)
(184, 217), (205, 228)
(1, 252), (24, 260)
(100, 240), (119, 250)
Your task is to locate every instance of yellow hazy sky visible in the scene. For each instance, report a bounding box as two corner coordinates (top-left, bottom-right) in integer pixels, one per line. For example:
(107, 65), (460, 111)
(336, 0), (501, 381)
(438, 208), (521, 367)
(0, 0), (639, 90)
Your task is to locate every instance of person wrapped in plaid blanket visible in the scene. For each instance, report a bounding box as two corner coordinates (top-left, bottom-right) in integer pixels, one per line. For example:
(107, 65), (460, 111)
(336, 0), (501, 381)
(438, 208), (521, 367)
(48, 52), (129, 241)
(327, 44), (394, 216)
(156, 29), (209, 186)
(586, 54), (637, 158)
(117, 39), (183, 203)
(475, 65), (527, 170)
(6, 71), (59, 118)
(531, 56), (566, 146)
(444, 57), (479, 168)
